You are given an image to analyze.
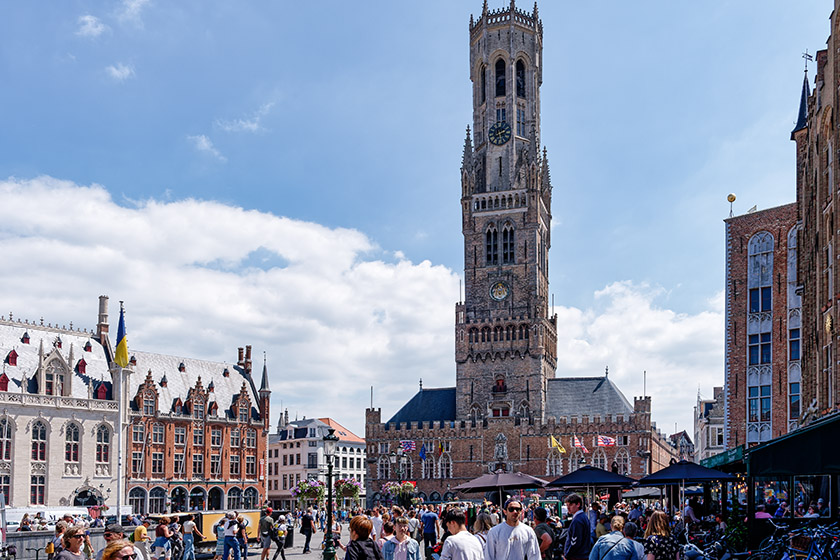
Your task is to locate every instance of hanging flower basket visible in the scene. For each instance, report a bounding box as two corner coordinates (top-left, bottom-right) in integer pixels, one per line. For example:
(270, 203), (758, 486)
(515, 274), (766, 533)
(335, 478), (362, 499)
(291, 479), (326, 505)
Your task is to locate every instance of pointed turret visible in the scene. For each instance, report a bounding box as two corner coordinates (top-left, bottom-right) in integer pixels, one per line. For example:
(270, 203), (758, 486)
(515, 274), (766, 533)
(259, 354), (270, 393)
(461, 126), (473, 169)
(791, 71), (810, 139)
(541, 146), (551, 191)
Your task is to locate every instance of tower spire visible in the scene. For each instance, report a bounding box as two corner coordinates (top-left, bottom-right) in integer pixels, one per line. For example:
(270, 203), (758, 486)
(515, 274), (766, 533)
(259, 351), (270, 392)
(462, 126), (473, 169)
(791, 69), (810, 139)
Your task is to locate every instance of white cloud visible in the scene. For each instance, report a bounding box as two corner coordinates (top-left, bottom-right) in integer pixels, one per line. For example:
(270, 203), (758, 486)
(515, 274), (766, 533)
(0, 177), (722, 436)
(105, 63), (135, 82)
(117, 0), (150, 26)
(187, 134), (226, 162)
(76, 15), (108, 38)
(215, 102), (276, 133)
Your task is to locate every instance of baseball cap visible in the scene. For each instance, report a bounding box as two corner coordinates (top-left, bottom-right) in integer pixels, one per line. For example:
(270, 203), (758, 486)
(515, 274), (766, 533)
(105, 524), (125, 534)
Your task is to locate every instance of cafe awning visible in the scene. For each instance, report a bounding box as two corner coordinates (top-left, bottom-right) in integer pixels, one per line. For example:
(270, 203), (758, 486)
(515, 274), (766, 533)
(748, 413), (840, 476)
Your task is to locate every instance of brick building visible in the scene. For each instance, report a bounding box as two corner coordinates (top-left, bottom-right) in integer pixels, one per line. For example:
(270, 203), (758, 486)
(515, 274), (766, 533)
(723, 204), (800, 447)
(125, 345), (270, 514)
(795, 13), (840, 422)
(364, 2), (677, 504)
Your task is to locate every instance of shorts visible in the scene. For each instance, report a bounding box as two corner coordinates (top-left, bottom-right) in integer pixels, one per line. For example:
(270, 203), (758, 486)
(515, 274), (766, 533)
(261, 536), (272, 549)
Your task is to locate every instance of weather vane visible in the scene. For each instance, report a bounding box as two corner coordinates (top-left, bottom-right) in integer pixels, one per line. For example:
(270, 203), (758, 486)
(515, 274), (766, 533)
(803, 49), (813, 73)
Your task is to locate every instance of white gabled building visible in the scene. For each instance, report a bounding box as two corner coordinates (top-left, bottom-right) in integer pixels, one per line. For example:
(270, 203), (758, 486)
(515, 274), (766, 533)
(0, 296), (122, 508)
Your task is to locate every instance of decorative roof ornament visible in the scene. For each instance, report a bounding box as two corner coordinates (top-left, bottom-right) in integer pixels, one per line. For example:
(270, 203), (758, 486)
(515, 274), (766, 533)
(462, 126), (473, 169)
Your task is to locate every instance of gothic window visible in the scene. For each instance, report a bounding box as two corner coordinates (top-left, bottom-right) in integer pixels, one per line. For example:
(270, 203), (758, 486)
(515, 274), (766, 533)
(96, 425), (110, 464)
(193, 453), (204, 477)
(516, 107), (526, 136)
(748, 232), (774, 313)
(438, 454), (452, 478)
(494, 326), (502, 341)
(546, 449), (562, 476)
(480, 65), (487, 104)
(227, 487), (242, 509)
(615, 448), (630, 475)
(0, 419), (10, 462)
(592, 449), (607, 470)
(151, 452), (164, 475)
(789, 381), (801, 419)
(749, 386), (771, 422)
(495, 59), (506, 97)
(422, 456), (435, 479)
(377, 456), (390, 480)
(515, 60), (526, 98)
(65, 423), (80, 463)
(517, 402), (530, 418)
(230, 455), (241, 477)
(31, 421), (46, 461)
(231, 428), (241, 448)
(502, 225), (515, 264)
(0, 373), (7, 392)
(496, 106), (506, 124)
(243, 487), (258, 509)
(486, 227), (499, 265)
(469, 405), (481, 422)
(239, 402), (250, 422)
(568, 449), (582, 473)
(45, 360), (66, 396)
(246, 429), (256, 448)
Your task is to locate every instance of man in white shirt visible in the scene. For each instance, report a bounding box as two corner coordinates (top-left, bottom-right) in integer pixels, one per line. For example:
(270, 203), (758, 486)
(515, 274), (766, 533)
(440, 508), (484, 560)
(485, 500), (540, 560)
(371, 507), (383, 540)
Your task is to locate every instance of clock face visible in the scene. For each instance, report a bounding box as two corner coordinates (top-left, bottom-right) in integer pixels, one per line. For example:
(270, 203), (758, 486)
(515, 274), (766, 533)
(488, 122), (512, 145)
(490, 281), (509, 301)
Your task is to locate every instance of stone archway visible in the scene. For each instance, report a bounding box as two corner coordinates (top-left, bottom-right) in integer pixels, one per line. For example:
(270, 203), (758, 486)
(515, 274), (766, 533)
(74, 489), (101, 506)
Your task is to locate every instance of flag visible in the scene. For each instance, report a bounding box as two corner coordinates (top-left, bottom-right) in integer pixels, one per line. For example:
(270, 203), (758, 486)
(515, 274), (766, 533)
(437, 441), (444, 457)
(596, 435), (616, 447)
(419, 444), (427, 461)
(549, 435), (566, 453)
(572, 435), (589, 454)
(114, 302), (129, 368)
(400, 440), (416, 452)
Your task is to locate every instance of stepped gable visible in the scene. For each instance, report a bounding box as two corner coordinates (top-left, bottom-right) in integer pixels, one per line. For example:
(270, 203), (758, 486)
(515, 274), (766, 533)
(129, 350), (260, 419)
(0, 319), (112, 397)
(546, 375), (634, 419)
(386, 387), (456, 424)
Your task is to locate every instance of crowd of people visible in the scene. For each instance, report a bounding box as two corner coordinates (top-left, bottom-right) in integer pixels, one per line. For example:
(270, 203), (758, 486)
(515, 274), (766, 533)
(270, 496), (692, 560)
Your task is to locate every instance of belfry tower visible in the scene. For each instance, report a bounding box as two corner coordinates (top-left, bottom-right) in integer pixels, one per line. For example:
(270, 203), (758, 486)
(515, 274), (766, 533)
(455, 1), (557, 422)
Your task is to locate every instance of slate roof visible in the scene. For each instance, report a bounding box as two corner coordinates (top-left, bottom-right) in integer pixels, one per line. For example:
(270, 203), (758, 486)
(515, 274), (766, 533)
(0, 319), (113, 398)
(129, 350), (260, 419)
(791, 72), (810, 138)
(545, 376), (634, 418)
(386, 387), (457, 424)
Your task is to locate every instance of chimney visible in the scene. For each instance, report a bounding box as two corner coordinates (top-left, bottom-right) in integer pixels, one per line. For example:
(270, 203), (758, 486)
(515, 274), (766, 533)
(237, 347), (245, 367)
(96, 295), (109, 339)
(245, 345), (252, 373)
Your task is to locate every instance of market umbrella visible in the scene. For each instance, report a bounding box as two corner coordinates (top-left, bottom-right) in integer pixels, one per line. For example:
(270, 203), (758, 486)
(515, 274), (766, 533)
(546, 465), (635, 510)
(636, 460), (735, 514)
(636, 460), (735, 486)
(622, 486), (661, 499)
(453, 471), (547, 505)
(547, 465), (636, 488)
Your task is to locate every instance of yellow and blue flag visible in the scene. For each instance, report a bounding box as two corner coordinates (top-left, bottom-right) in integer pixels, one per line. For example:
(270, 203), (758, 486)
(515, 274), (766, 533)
(114, 302), (129, 368)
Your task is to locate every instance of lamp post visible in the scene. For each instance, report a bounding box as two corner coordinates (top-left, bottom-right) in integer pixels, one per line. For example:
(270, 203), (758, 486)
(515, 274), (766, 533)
(322, 428), (339, 560)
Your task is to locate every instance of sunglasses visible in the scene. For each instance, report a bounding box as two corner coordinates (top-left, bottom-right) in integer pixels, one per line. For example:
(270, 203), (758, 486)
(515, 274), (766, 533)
(69, 535), (85, 540)
(118, 554), (137, 560)
(507, 507), (522, 512)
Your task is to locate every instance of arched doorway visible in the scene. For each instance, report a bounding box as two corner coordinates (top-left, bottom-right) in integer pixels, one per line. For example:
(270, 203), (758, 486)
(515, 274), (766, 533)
(429, 491), (442, 503)
(189, 487), (206, 511)
(208, 487), (223, 511)
(171, 487), (188, 513)
(74, 489), (101, 506)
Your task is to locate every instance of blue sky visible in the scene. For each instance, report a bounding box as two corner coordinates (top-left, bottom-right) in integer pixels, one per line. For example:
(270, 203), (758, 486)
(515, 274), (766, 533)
(0, 0), (829, 437)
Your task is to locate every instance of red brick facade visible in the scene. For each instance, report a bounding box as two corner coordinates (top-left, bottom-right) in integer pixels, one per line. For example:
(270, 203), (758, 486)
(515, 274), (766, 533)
(724, 204), (799, 448)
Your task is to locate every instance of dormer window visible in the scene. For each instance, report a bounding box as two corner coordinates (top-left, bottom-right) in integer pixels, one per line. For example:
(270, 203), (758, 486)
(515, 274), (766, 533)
(96, 383), (108, 400)
(208, 381), (215, 393)
(129, 356), (137, 366)
(179, 362), (186, 373)
(21, 332), (30, 344)
(160, 375), (168, 388)
(0, 374), (8, 392)
(84, 341), (92, 352)
(238, 403), (249, 422)
(223, 368), (230, 378)
(7, 350), (17, 367)
(193, 399), (205, 419)
(55, 337), (62, 349)
(208, 401), (218, 416)
(143, 393), (156, 415)
(174, 399), (183, 414)
(77, 359), (86, 374)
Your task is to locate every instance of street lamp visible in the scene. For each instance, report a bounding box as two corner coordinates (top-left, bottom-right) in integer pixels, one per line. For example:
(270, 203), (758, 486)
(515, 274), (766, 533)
(322, 428), (339, 560)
